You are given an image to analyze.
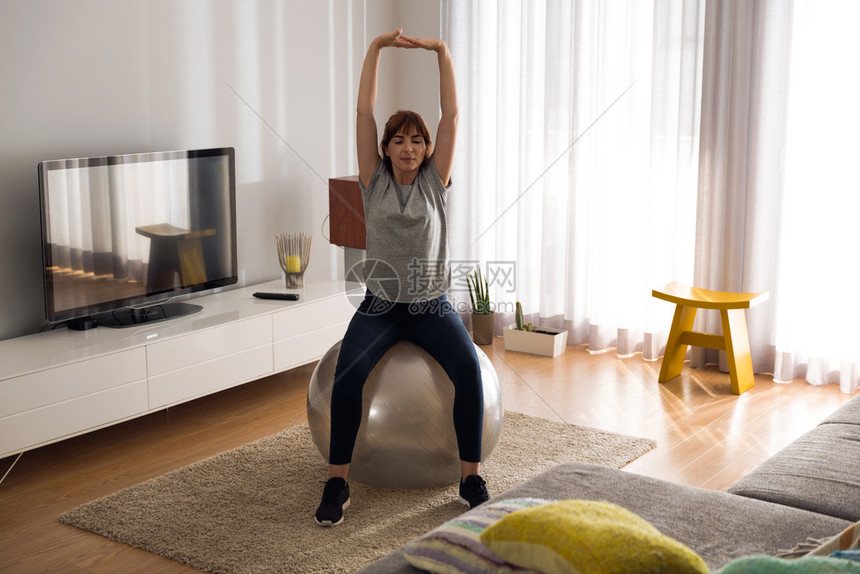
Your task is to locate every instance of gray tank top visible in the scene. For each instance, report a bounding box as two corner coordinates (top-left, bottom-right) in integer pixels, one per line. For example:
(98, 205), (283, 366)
(359, 158), (450, 303)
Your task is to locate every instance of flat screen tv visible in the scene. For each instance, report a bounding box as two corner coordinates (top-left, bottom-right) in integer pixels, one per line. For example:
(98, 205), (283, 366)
(38, 147), (237, 329)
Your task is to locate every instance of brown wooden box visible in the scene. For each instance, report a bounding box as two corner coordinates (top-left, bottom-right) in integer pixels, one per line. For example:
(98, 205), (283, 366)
(328, 176), (366, 249)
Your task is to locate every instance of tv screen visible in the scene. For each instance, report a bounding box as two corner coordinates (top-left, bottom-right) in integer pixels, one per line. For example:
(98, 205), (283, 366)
(38, 147), (237, 329)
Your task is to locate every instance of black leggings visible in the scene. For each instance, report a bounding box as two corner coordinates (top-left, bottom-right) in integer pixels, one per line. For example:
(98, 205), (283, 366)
(328, 291), (484, 465)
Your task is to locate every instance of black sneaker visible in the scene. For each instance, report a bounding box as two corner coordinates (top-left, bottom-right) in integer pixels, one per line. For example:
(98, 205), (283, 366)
(459, 474), (489, 509)
(315, 477), (350, 526)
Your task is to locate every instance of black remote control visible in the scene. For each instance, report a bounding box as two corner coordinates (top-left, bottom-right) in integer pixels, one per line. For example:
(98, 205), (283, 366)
(253, 292), (300, 301)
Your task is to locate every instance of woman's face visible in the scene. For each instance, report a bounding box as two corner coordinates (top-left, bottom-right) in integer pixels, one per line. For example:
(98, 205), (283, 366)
(385, 128), (427, 178)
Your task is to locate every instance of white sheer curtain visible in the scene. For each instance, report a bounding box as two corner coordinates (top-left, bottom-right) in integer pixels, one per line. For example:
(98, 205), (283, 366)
(771, 0), (860, 391)
(691, 0), (793, 376)
(443, 0), (705, 358)
(694, 0), (860, 393)
(444, 0), (860, 392)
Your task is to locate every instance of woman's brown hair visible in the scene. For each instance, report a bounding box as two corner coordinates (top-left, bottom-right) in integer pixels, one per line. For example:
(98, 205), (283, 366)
(380, 110), (433, 166)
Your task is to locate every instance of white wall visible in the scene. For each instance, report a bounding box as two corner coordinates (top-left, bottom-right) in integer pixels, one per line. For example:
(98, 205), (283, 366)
(0, 0), (441, 341)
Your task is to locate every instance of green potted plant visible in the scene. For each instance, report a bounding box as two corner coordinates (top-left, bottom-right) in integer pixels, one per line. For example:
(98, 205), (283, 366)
(503, 301), (568, 357)
(467, 267), (494, 345)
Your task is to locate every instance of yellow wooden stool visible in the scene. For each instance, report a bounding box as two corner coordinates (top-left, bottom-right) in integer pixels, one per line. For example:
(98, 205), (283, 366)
(652, 282), (769, 394)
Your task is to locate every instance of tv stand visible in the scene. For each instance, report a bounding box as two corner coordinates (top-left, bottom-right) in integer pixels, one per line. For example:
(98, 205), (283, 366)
(95, 301), (203, 328)
(0, 278), (355, 458)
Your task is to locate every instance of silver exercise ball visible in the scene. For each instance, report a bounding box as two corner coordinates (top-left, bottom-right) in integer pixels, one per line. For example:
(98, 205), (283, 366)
(307, 340), (504, 490)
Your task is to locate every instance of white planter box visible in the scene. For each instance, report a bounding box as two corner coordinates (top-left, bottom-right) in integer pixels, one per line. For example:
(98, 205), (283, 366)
(503, 324), (569, 357)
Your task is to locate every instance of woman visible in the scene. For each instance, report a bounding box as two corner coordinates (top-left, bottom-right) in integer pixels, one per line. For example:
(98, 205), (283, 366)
(315, 29), (489, 526)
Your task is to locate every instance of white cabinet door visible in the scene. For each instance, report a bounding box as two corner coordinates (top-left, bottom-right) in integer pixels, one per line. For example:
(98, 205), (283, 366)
(0, 348), (146, 417)
(146, 316), (274, 408)
(146, 315), (272, 376)
(0, 381), (148, 457)
(271, 295), (353, 372)
(272, 294), (355, 341)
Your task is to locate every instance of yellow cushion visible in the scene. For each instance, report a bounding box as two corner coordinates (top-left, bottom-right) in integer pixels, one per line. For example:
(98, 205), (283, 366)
(479, 499), (708, 574)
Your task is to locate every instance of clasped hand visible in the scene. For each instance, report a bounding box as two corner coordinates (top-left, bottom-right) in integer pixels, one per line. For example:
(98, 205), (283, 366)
(375, 28), (444, 52)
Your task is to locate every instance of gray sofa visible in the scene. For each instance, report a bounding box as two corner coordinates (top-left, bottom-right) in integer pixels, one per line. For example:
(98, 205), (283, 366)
(360, 395), (860, 572)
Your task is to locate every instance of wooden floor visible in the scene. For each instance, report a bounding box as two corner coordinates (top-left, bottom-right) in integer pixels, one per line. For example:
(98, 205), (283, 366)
(1, 338), (856, 573)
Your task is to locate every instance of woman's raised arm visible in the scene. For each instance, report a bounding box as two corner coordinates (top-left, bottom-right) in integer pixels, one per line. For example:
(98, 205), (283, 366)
(398, 36), (459, 187)
(357, 29), (411, 187)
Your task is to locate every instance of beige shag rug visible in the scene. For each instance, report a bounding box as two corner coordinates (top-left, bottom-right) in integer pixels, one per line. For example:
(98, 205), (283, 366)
(59, 411), (655, 574)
